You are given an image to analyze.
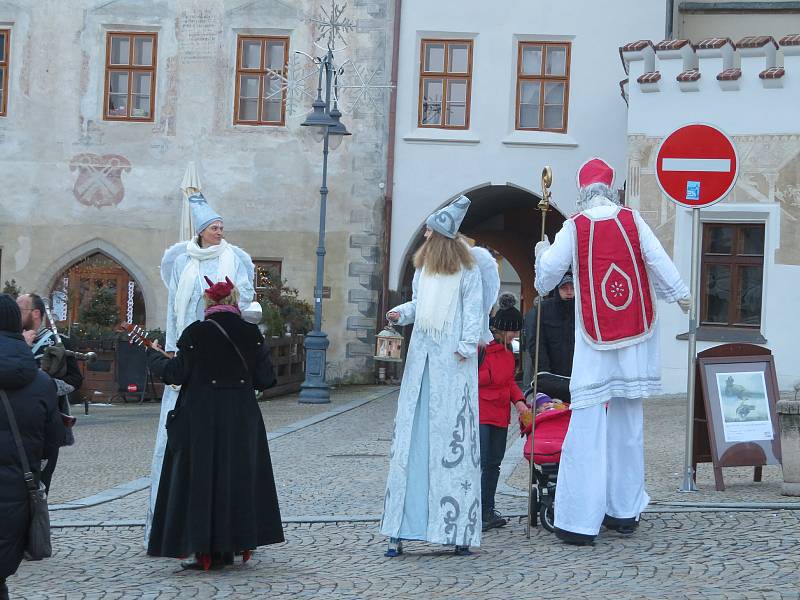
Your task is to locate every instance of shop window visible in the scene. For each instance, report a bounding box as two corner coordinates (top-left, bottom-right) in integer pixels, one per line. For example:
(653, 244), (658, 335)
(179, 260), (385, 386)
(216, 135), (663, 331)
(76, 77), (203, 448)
(234, 35), (289, 126)
(418, 39), (473, 129)
(254, 260), (283, 302)
(515, 41), (571, 132)
(104, 32), (157, 121)
(701, 223), (765, 328)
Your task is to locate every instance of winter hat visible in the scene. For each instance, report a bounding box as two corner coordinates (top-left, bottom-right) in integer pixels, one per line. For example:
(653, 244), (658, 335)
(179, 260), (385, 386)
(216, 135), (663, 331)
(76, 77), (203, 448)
(189, 192), (223, 235)
(0, 293), (23, 333)
(203, 276), (235, 302)
(491, 292), (524, 332)
(425, 195), (471, 239)
(558, 271), (574, 288)
(534, 392), (553, 409)
(577, 158), (615, 190)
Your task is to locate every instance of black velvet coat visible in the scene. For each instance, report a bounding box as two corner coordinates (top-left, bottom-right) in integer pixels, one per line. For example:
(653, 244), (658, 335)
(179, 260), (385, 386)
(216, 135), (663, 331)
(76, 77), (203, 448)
(146, 312), (284, 558)
(0, 331), (63, 577)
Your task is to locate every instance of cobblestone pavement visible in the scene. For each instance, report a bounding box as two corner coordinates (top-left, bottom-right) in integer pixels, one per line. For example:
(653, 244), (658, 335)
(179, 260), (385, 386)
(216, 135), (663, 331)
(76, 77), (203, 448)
(8, 387), (800, 599)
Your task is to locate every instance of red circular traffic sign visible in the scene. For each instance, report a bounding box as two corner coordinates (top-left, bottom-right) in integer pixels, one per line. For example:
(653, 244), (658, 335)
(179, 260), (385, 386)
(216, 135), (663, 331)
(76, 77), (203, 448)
(655, 123), (738, 208)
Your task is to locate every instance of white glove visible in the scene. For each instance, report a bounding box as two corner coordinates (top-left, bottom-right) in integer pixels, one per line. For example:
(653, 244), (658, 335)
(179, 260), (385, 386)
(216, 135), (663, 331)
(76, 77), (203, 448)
(535, 236), (551, 259)
(677, 295), (691, 314)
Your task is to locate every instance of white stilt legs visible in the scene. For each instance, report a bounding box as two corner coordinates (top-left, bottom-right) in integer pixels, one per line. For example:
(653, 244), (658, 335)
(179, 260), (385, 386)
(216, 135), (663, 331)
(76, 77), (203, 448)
(554, 398), (649, 536)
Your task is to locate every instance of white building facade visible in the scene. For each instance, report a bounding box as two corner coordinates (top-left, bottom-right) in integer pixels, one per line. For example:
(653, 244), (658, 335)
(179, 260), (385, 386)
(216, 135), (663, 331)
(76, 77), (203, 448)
(622, 35), (800, 392)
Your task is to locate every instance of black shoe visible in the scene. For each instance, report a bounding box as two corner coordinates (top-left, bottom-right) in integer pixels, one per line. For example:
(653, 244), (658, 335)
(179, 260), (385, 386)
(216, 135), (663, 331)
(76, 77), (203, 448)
(481, 510), (508, 532)
(554, 527), (595, 546)
(454, 545), (473, 556)
(602, 514), (639, 535)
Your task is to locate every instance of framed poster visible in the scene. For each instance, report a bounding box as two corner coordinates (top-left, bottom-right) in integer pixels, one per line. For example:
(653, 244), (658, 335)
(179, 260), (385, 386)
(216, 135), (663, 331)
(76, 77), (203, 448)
(697, 354), (782, 489)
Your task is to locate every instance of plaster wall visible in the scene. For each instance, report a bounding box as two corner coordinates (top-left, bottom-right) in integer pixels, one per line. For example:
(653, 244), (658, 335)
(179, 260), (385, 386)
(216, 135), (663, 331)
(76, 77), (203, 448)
(623, 37), (800, 392)
(388, 0), (665, 290)
(0, 0), (394, 382)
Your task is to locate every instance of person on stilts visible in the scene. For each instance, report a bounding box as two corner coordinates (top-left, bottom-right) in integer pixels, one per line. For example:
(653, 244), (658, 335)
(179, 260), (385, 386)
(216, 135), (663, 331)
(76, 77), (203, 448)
(534, 158), (690, 545)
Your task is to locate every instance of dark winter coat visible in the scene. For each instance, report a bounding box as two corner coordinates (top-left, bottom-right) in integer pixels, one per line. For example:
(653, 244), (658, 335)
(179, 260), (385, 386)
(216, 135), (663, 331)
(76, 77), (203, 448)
(145, 312), (284, 558)
(478, 341), (525, 428)
(0, 331), (63, 577)
(523, 294), (575, 402)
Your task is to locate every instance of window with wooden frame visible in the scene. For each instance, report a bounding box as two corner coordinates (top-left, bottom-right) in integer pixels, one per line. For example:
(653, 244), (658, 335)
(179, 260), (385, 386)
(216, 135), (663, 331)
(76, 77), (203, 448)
(104, 32), (157, 121)
(234, 36), (289, 126)
(0, 30), (10, 117)
(516, 41), (571, 132)
(701, 223), (765, 329)
(418, 39), (473, 129)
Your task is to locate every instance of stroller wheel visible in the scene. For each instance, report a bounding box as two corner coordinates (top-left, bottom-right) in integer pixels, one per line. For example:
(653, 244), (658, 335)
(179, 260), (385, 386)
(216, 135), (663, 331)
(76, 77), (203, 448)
(539, 503), (555, 533)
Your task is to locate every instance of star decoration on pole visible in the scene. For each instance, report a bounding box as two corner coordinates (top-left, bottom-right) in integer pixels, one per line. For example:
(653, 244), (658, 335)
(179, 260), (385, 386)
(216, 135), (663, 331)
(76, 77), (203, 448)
(264, 53), (321, 119)
(309, 0), (355, 51)
(337, 62), (395, 116)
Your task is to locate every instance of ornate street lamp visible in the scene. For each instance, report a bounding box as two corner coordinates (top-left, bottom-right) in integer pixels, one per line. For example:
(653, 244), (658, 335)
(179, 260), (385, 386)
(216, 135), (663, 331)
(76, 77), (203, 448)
(298, 45), (350, 404)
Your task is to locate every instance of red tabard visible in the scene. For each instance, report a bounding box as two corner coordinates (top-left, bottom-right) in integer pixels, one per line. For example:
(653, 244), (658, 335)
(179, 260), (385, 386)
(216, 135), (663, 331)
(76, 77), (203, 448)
(572, 207), (656, 349)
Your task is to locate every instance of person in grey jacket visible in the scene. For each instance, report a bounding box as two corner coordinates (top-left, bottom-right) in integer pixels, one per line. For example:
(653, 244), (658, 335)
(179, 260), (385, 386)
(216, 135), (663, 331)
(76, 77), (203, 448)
(0, 294), (64, 600)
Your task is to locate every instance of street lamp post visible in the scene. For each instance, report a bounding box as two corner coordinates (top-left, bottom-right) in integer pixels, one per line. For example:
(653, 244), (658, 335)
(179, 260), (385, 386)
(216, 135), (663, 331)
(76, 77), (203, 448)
(299, 49), (350, 404)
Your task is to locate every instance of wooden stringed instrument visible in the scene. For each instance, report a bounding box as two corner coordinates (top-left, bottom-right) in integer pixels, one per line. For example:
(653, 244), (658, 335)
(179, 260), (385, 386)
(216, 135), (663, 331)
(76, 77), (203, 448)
(118, 323), (171, 357)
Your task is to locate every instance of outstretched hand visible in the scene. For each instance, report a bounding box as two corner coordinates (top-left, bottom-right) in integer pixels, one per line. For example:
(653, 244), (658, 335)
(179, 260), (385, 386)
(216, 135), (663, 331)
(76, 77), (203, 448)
(677, 295), (692, 314)
(534, 236), (551, 259)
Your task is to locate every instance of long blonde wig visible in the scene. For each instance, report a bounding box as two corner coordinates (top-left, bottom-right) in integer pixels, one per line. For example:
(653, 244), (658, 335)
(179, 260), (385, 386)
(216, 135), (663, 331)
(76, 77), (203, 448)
(413, 232), (475, 275)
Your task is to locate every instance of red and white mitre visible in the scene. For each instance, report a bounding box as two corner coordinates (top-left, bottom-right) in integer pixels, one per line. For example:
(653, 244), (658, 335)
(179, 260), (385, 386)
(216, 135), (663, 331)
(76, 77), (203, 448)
(571, 206), (657, 350)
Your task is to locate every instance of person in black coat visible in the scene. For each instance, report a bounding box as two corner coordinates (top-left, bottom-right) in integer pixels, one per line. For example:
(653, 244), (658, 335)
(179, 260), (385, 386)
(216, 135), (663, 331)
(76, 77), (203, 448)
(523, 271), (576, 402)
(0, 294), (65, 600)
(146, 278), (284, 571)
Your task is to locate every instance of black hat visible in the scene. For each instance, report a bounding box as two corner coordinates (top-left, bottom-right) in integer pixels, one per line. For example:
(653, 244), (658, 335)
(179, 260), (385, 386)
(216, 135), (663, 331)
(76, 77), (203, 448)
(0, 293), (22, 333)
(491, 293), (523, 332)
(558, 271), (574, 288)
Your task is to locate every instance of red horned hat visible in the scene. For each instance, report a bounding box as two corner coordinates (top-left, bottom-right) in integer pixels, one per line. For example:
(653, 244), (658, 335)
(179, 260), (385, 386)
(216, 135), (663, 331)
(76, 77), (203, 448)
(203, 276), (235, 302)
(577, 157), (615, 190)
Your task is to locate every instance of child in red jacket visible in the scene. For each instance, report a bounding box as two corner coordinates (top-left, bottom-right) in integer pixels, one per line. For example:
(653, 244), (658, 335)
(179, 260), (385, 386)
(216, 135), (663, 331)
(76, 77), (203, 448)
(479, 293), (529, 532)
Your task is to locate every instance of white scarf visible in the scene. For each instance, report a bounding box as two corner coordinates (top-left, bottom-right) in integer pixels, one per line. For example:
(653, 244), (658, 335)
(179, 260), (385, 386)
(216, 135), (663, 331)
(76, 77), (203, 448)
(174, 238), (236, 334)
(414, 267), (463, 343)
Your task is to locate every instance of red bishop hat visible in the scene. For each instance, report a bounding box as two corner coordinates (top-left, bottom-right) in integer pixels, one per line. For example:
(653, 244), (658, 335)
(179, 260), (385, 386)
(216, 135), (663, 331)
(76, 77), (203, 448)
(577, 157), (615, 190)
(203, 276), (235, 301)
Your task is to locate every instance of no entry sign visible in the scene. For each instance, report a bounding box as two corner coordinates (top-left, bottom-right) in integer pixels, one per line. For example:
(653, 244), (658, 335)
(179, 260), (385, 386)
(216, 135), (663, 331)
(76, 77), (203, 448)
(655, 124), (739, 208)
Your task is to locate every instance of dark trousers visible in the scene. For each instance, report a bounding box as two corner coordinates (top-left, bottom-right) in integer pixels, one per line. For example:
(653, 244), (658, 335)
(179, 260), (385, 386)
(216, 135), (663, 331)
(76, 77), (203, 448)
(479, 424), (508, 517)
(40, 447), (59, 494)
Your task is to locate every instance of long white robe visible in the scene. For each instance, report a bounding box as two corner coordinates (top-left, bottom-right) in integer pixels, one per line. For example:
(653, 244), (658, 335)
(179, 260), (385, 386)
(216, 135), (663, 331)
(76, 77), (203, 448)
(380, 265), (484, 547)
(535, 205), (688, 409)
(144, 241), (254, 544)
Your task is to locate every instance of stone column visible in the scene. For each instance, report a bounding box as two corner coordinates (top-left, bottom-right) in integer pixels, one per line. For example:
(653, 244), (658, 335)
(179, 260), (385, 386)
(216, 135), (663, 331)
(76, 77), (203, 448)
(777, 397), (800, 496)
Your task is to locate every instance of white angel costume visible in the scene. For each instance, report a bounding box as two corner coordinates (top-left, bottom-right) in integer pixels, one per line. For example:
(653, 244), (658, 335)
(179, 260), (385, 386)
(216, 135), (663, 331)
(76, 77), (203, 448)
(380, 197), (498, 551)
(144, 194), (255, 544)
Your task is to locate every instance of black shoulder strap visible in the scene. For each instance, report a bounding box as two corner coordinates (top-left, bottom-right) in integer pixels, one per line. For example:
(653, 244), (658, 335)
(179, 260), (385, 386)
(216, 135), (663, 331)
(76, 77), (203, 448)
(206, 319), (250, 377)
(0, 389), (37, 492)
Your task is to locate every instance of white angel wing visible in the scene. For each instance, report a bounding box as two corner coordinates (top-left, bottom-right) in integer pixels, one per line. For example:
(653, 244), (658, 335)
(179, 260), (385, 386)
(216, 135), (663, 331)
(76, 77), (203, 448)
(160, 241), (189, 288)
(470, 246), (500, 344)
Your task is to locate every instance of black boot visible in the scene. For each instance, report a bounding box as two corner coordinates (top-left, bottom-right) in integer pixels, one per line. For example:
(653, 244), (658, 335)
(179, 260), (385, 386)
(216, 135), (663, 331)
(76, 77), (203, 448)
(554, 527), (595, 546)
(602, 514), (639, 535)
(481, 510), (508, 532)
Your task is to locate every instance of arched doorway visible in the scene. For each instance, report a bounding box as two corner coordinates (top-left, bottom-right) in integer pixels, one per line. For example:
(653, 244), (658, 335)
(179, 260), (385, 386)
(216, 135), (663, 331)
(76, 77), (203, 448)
(398, 184), (567, 316)
(48, 252), (146, 328)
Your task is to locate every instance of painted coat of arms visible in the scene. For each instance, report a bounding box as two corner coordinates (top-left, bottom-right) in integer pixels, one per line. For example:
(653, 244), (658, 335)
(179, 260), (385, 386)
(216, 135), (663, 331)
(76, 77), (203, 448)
(69, 154), (132, 208)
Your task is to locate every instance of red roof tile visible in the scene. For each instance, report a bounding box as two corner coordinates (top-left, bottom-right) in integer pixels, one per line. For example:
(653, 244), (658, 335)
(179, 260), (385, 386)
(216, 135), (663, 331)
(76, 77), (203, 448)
(736, 36), (778, 50)
(759, 67), (786, 79)
(677, 69), (701, 82)
(621, 40), (654, 52)
(655, 39), (691, 51)
(779, 34), (800, 46)
(637, 71), (662, 84)
(716, 68), (742, 81)
(696, 37), (733, 50)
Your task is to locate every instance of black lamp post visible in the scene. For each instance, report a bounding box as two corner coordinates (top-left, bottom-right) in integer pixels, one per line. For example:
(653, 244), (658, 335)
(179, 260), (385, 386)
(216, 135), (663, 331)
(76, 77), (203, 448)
(299, 48), (350, 403)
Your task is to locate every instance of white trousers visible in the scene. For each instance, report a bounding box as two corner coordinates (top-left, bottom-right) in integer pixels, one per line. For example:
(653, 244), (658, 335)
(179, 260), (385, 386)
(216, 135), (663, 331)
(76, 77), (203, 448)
(553, 398), (650, 536)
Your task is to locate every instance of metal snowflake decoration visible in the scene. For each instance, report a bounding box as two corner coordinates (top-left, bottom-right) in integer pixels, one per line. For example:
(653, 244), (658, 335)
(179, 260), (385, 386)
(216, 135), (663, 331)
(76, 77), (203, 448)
(310, 0), (355, 51)
(337, 62), (394, 116)
(263, 53), (320, 120)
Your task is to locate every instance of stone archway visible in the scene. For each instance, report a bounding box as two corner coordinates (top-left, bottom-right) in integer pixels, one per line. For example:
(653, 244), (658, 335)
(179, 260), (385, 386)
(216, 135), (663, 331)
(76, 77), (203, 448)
(397, 184), (567, 315)
(36, 239), (156, 328)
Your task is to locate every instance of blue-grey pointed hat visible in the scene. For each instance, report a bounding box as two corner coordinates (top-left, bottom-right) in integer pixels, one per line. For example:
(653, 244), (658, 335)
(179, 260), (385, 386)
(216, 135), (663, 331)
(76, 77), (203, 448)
(189, 193), (223, 235)
(425, 195), (471, 239)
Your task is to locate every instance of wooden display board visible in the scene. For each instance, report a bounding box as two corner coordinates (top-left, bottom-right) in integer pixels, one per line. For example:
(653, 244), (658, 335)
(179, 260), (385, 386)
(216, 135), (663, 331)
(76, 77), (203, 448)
(692, 343), (782, 491)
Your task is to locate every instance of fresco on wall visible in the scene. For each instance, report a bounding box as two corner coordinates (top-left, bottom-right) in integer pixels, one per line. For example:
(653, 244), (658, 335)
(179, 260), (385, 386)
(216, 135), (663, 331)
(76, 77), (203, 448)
(69, 154), (132, 208)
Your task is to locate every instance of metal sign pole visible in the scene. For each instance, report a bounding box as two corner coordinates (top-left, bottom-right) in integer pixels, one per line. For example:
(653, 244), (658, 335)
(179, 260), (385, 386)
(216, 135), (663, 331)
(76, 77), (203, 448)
(680, 207), (701, 492)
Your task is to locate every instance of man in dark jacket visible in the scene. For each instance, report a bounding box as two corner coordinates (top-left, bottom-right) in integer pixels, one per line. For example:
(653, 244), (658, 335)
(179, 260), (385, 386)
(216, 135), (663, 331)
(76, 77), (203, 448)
(0, 294), (65, 599)
(523, 271), (575, 402)
(16, 293), (82, 492)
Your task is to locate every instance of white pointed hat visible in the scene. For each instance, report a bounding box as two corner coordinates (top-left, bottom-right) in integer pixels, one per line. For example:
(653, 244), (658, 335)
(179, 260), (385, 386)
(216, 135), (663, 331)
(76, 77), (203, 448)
(188, 193), (223, 235)
(425, 195), (471, 239)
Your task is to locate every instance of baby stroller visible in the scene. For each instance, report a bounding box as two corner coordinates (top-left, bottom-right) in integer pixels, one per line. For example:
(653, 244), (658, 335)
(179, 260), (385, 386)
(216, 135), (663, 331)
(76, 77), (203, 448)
(520, 392), (571, 532)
